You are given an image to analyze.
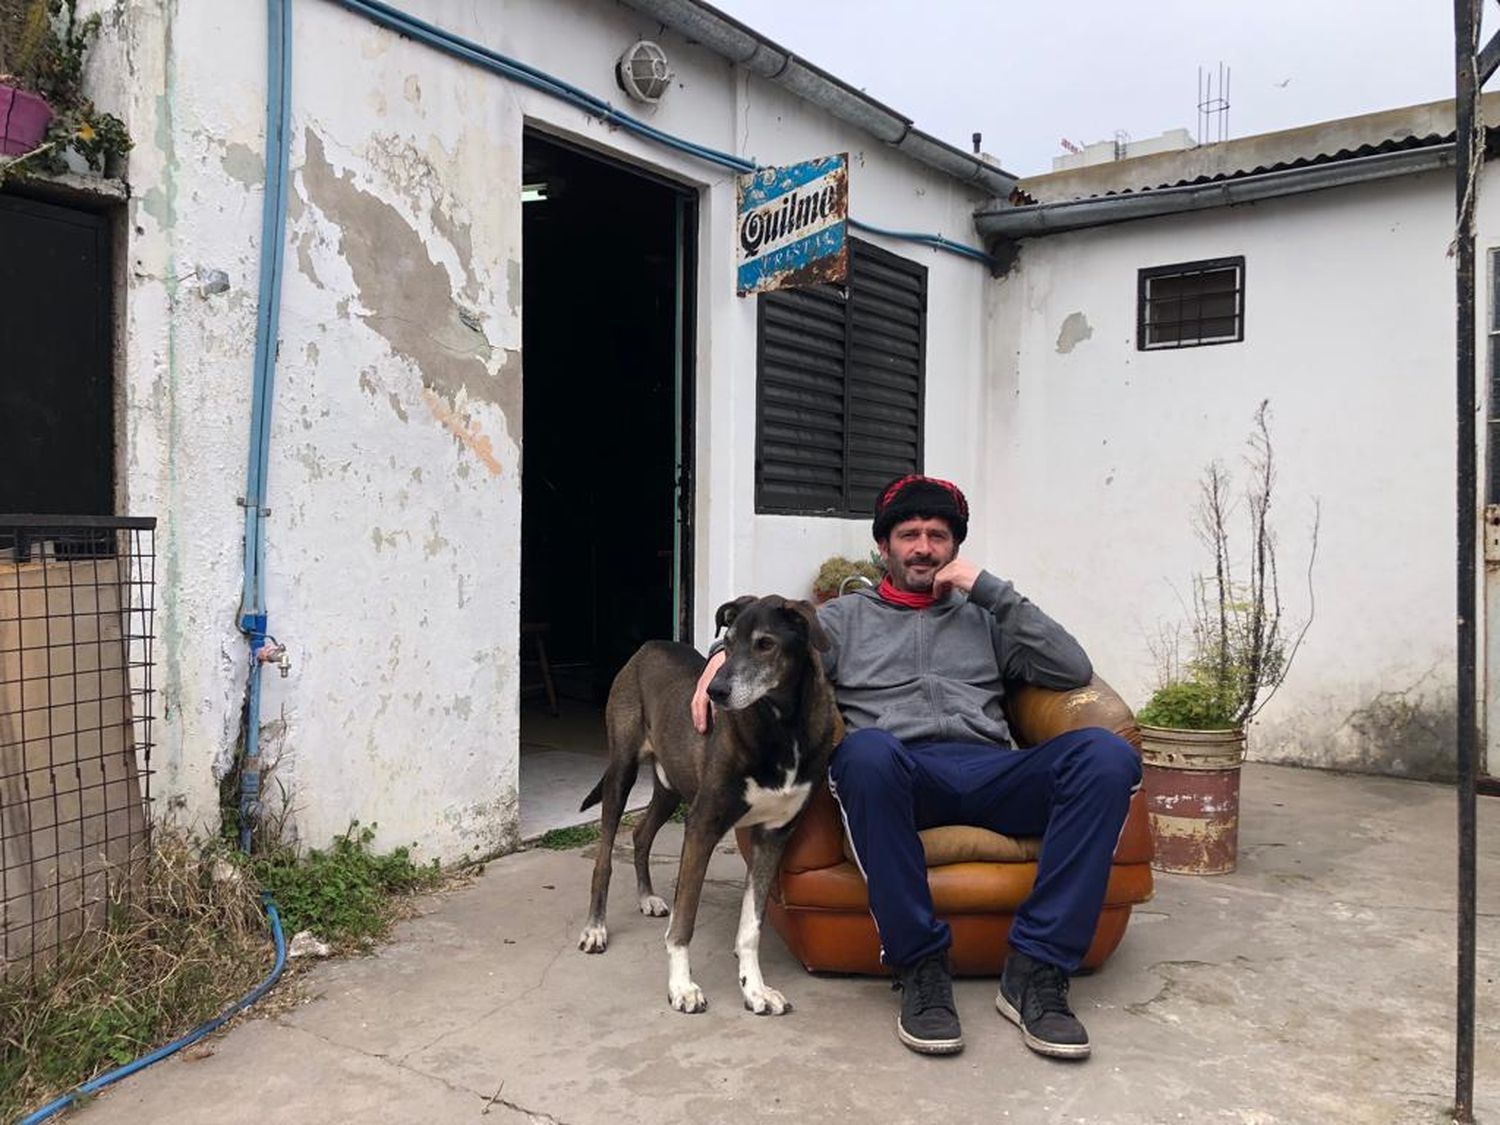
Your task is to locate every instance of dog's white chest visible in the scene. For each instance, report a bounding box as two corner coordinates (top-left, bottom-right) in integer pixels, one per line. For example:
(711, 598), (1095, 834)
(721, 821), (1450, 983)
(736, 770), (812, 830)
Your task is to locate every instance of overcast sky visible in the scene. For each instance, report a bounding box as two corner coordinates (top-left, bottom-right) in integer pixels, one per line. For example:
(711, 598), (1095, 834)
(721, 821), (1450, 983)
(709, 1), (1463, 178)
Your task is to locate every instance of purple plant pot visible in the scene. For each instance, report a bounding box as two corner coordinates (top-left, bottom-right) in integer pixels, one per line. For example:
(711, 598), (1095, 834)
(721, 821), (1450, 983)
(1, 84), (53, 156)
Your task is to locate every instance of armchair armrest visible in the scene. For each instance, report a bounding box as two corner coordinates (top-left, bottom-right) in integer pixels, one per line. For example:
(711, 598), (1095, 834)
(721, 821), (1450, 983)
(1005, 675), (1141, 751)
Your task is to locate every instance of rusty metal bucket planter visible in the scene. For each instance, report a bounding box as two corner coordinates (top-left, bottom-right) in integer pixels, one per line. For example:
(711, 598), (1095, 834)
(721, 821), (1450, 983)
(1139, 724), (1246, 875)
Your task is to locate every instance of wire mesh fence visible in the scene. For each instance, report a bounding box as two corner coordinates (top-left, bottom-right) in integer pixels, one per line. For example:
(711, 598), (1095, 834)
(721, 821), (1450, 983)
(0, 515), (156, 980)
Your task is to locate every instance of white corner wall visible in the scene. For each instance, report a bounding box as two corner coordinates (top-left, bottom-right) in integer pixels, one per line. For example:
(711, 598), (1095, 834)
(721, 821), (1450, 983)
(989, 170), (1480, 778)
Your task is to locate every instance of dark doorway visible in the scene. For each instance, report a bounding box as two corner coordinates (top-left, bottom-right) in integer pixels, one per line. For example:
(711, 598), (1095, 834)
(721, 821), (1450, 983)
(0, 194), (113, 516)
(519, 132), (696, 837)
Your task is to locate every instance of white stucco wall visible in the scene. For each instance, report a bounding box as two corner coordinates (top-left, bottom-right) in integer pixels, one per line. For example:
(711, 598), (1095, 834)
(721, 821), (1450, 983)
(989, 168), (1493, 779)
(89, 0), (995, 858)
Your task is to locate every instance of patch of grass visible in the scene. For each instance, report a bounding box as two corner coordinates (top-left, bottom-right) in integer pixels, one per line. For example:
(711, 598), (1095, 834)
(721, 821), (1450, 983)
(249, 822), (442, 950)
(535, 822), (601, 850)
(539, 801), (689, 850)
(0, 833), (268, 1123)
(3, 822), (449, 1121)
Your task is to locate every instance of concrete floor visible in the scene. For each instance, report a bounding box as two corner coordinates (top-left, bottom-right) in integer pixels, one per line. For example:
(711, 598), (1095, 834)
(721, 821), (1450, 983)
(519, 696), (650, 839)
(77, 764), (1500, 1124)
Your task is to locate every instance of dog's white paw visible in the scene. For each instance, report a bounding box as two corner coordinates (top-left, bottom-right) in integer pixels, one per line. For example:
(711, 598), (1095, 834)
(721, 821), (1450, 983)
(669, 980), (708, 1013)
(742, 984), (792, 1016)
(577, 924), (608, 954)
(639, 894), (670, 917)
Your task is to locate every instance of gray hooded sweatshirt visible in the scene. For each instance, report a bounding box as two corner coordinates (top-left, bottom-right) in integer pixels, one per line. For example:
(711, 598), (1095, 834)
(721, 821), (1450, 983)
(815, 570), (1092, 748)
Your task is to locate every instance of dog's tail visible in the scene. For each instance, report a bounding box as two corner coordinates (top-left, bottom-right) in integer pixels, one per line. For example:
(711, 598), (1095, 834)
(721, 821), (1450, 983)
(579, 772), (606, 813)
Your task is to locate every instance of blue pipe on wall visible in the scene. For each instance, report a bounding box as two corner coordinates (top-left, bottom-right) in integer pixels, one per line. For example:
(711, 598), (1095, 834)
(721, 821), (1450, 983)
(326, 0), (993, 266)
(237, 0), (293, 852)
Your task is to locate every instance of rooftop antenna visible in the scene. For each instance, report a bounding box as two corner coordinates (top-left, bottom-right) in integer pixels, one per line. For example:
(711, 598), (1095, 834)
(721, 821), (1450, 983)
(1198, 62), (1231, 144)
(972, 131), (982, 155)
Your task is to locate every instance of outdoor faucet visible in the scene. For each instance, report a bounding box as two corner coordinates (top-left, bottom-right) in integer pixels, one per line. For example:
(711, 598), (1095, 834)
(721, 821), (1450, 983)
(255, 639), (291, 678)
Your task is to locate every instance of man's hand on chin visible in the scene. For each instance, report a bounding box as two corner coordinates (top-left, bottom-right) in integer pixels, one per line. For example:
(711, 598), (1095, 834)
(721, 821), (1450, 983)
(933, 557), (981, 599)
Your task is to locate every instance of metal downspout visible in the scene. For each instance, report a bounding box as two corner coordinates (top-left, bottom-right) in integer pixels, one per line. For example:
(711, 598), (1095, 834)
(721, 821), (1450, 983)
(1452, 4), (1480, 1119)
(237, 0), (293, 851)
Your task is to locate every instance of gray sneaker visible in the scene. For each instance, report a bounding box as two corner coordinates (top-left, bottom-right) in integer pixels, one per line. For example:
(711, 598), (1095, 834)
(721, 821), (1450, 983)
(995, 950), (1090, 1059)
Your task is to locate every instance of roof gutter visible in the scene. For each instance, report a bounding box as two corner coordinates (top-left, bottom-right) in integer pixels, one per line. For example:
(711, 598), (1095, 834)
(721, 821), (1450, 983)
(975, 143), (1454, 246)
(618, 0), (1017, 198)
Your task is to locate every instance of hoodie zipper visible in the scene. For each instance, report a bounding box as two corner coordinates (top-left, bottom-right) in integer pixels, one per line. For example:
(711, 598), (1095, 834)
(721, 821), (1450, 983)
(916, 608), (948, 741)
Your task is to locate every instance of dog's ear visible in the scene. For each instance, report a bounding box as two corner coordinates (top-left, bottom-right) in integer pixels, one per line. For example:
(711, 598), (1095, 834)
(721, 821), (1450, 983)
(714, 595), (757, 637)
(784, 599), (831, 653)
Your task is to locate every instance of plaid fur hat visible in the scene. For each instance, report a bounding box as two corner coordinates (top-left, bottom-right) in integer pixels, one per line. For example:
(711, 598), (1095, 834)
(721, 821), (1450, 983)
(872, 474), (970, 544)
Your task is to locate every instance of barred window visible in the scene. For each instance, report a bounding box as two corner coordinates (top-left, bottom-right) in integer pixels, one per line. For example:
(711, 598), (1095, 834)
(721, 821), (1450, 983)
(755, 239), (926, 516)
(1138, 256), (1245, 350)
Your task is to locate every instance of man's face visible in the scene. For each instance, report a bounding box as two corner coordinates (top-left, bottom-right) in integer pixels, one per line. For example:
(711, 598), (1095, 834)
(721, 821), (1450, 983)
(878, 517), (957, 593)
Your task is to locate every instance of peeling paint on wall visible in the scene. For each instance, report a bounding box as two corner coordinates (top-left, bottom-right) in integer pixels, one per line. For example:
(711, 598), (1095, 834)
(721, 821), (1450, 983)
(299, 130), (520, 453)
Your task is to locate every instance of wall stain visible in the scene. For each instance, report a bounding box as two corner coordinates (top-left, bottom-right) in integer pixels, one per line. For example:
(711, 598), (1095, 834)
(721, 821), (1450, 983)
(506, 258), (521, 316)
(424, 512), (450, 557)
(357, 365), (411, 425)
(421, 387), (502, 475)
(295, 228), (324, 289)
(299, 130), (519, 456)
(1339, 687), (1456, 781)
(1056, 310), (1093, 354)
(220, 141), (265, 186)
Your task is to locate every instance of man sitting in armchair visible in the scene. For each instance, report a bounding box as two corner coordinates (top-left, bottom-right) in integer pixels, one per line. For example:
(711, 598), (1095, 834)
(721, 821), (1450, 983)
(693, 475), (1140, 1060)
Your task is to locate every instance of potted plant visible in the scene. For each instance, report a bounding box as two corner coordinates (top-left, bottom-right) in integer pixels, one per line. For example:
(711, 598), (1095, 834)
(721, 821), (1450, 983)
(0, 0), (131, 177)
(1137, 401), (1318, 875)
(812, 552), (884, 603)
(0, 0), (55, 154)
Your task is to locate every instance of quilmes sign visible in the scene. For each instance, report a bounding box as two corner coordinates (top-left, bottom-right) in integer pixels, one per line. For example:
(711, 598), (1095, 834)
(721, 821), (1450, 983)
(736, 154), (849, 295)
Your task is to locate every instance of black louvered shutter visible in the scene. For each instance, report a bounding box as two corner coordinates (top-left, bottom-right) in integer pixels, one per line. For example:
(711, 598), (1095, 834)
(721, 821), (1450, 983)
(755, 239), (926, 515)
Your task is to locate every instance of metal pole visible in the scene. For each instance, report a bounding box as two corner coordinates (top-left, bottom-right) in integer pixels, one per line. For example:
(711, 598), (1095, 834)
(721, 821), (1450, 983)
(1453, 2), (1480, 1120)
(672, 194), (685, 642)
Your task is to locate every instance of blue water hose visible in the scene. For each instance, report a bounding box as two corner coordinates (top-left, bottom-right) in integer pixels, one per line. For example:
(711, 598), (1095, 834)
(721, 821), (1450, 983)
(16, 895), (288, 1125)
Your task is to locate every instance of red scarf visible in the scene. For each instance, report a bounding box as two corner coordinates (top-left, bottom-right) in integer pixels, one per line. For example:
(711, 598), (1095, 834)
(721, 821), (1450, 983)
(878, 575), (938, 610)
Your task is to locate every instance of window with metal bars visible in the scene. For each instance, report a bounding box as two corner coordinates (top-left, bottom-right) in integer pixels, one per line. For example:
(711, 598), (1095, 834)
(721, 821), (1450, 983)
(1137, 256), (1245, 350)
(754, 239), (926, 516)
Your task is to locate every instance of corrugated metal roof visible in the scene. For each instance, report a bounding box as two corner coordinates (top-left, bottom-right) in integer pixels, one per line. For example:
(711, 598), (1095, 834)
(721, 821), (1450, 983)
(1076, 132), (1450, 198)
(1017, 94), (1499, 205)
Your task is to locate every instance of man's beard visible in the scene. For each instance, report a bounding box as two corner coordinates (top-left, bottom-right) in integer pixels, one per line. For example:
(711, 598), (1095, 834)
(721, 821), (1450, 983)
(890, 554), (939, 592)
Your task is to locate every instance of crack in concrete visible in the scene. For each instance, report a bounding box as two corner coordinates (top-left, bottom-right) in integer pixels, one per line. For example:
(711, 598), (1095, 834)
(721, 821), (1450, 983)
(399, 928), (572, 1064)
(276, 1019), (493, 1104)
(482, 1091), (569, 1124)
(1126, 957), (1253, 1017)
(281, 1014), (574, 1122)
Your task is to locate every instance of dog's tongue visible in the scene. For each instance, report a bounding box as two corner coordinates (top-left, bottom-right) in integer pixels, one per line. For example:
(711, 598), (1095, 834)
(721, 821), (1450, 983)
(877, 575), (937, 610)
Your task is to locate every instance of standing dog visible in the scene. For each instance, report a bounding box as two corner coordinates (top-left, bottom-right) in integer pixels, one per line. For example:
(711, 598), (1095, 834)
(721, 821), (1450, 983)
(577, 595), (841, 1015)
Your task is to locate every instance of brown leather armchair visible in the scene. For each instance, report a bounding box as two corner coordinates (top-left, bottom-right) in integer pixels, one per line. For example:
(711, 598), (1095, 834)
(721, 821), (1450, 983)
(739, 676), (1154, 976)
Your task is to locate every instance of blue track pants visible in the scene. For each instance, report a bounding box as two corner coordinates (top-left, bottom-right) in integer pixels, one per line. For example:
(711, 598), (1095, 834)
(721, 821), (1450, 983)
(828, 726), (1141, 972)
